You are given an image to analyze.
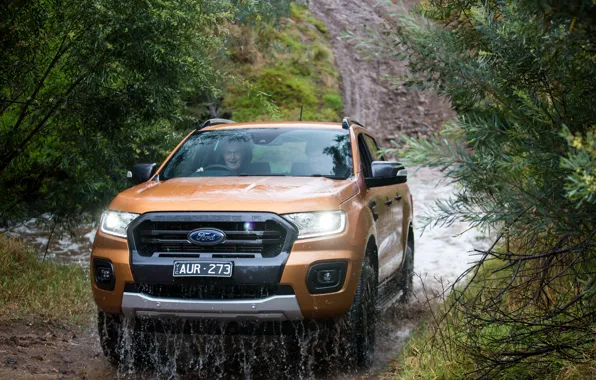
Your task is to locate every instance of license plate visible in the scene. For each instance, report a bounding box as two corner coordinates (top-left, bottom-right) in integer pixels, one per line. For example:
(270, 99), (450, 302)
(173, 261), (233, 278)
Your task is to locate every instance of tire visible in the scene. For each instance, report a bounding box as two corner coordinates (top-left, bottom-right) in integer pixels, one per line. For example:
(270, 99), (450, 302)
(98, 310), (152, 367)
(342, 252), (378, 369)
(398, 233), (414, 304)
(97, 310), (122, 365)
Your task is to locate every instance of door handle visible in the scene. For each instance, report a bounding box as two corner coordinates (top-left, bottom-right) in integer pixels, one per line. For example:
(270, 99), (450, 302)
(368, 201), (379, 222)
(385, 199), (393, 207)
(395, 194), (402, 201)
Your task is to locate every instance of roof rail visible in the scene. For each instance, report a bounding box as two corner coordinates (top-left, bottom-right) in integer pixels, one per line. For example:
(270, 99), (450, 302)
(342, 117), (364, 129)
(198, 118), (236, 130)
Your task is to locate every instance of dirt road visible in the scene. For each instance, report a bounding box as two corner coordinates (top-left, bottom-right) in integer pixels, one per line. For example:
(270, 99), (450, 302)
(308, 0), (452, 143)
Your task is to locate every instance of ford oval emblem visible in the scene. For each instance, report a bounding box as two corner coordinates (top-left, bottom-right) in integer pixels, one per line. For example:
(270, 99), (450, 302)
(187, 228), (226, 246)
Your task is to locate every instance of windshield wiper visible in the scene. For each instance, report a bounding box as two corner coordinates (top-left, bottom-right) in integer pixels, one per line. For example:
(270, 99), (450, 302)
(237, 173), (288, 176)
(310, 174), (345, 180)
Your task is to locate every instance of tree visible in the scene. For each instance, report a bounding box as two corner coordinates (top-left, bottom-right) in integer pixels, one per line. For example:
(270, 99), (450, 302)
(355, 0), (596, 377)
(0, 0), (289, 226)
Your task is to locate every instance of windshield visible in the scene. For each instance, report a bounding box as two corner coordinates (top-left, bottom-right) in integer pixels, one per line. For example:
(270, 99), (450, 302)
(161, 128), (353, 180)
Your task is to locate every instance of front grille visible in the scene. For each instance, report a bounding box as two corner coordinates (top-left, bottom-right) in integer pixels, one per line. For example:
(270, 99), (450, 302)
(126, 283), (294, 300)
(133, 220), (287, 258)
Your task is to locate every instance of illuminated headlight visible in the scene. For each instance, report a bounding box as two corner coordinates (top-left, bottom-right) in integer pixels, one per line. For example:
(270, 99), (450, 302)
(282, 211), (346, 239)
(100, 210), (139, 238)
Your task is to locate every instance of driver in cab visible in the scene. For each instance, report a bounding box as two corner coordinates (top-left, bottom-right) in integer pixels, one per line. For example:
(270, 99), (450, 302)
(219, 139), (251, 174)
(223, 141), (244, 171)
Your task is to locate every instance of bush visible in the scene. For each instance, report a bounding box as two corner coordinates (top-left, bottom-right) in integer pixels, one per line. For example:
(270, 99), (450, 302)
(354, 0), (596, 377)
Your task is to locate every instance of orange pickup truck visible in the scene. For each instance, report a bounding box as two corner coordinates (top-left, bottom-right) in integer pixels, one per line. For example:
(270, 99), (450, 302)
(91, 118), (414, 368)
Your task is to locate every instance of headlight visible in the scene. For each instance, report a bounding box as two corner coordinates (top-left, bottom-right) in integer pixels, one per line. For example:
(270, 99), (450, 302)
(282, 211), (346, 239)
(100, 210), (140, 238)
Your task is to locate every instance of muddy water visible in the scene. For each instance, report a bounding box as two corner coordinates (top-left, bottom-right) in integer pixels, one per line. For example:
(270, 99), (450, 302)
(1, 218), (96, 264)
(92, 303), (425, 380)
(110, 319), (345, 379)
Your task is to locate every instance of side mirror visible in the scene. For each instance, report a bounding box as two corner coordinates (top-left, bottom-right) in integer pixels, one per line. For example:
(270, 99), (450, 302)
(365, 161), (408, 188)
(127, 163), (157, 185)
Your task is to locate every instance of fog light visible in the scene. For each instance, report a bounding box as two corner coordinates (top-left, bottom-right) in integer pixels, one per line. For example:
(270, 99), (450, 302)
(317, 269), (338, 285)
(307, 261), (347, 294)
(98, 268), (112, 281)
(93, 259), (115, 291)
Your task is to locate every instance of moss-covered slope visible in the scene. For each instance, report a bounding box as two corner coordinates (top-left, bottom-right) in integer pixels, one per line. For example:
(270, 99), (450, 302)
(220, 4), (343, 122)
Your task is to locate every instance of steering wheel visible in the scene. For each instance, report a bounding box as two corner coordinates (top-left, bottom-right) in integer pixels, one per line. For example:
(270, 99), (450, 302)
(203, 164), (234, 172)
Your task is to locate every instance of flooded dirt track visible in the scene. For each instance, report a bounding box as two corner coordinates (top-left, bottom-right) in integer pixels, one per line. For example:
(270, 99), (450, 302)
(0, 308), (424, 380)
(0, 321), (110, 380)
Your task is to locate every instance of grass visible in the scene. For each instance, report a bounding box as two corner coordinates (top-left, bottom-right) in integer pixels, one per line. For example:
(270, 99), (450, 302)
(388, 257), (596, 380)
(388, 322), (469, 379)
(219, 3), (343, 122)
(0, 234), (94, 325)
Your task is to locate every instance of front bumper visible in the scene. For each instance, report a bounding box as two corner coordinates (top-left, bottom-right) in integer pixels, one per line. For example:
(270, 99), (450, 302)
(91, 211), (365, 320)
(121, 292), (303, 321)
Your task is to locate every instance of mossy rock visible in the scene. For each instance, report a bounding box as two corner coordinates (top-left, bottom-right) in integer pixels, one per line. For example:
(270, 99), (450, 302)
(256, 67), (318, 109)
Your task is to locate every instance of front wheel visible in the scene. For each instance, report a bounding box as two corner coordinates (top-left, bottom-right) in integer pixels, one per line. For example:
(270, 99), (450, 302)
(340, 253), (378, 369)
(97, 311), (150, 367)
(97, 310), (122, 365)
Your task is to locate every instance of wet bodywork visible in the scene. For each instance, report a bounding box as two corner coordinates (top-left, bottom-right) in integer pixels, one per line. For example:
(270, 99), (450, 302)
(91, 122), (413, 322)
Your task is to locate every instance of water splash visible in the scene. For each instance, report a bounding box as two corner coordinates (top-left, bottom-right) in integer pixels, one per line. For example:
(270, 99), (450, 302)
(100, 316), (378, 380)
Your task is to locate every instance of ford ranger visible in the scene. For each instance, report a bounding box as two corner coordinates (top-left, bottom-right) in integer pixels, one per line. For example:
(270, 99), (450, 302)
(91, 118), (414, 369)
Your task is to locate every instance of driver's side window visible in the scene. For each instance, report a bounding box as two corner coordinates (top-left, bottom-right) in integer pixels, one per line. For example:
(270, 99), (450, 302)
(358, 134), (374, 177)
(363, 135), (384, 161)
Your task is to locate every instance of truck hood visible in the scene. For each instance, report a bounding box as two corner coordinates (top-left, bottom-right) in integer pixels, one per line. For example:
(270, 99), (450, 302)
(109, 176), (360, 215)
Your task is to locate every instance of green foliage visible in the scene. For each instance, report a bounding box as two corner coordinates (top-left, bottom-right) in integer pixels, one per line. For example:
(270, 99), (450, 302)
(0, 0), (290, 226)
(0, 234), (93, 324)
(290, 3), (328, 36)
(257, 67), (318, 109)
(323, 93), (343, 113)
(353, 0), (596, 377)
(222, 80), (280, 122)
(219, 4), (343, 122)
(562, 125), (596, 205)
